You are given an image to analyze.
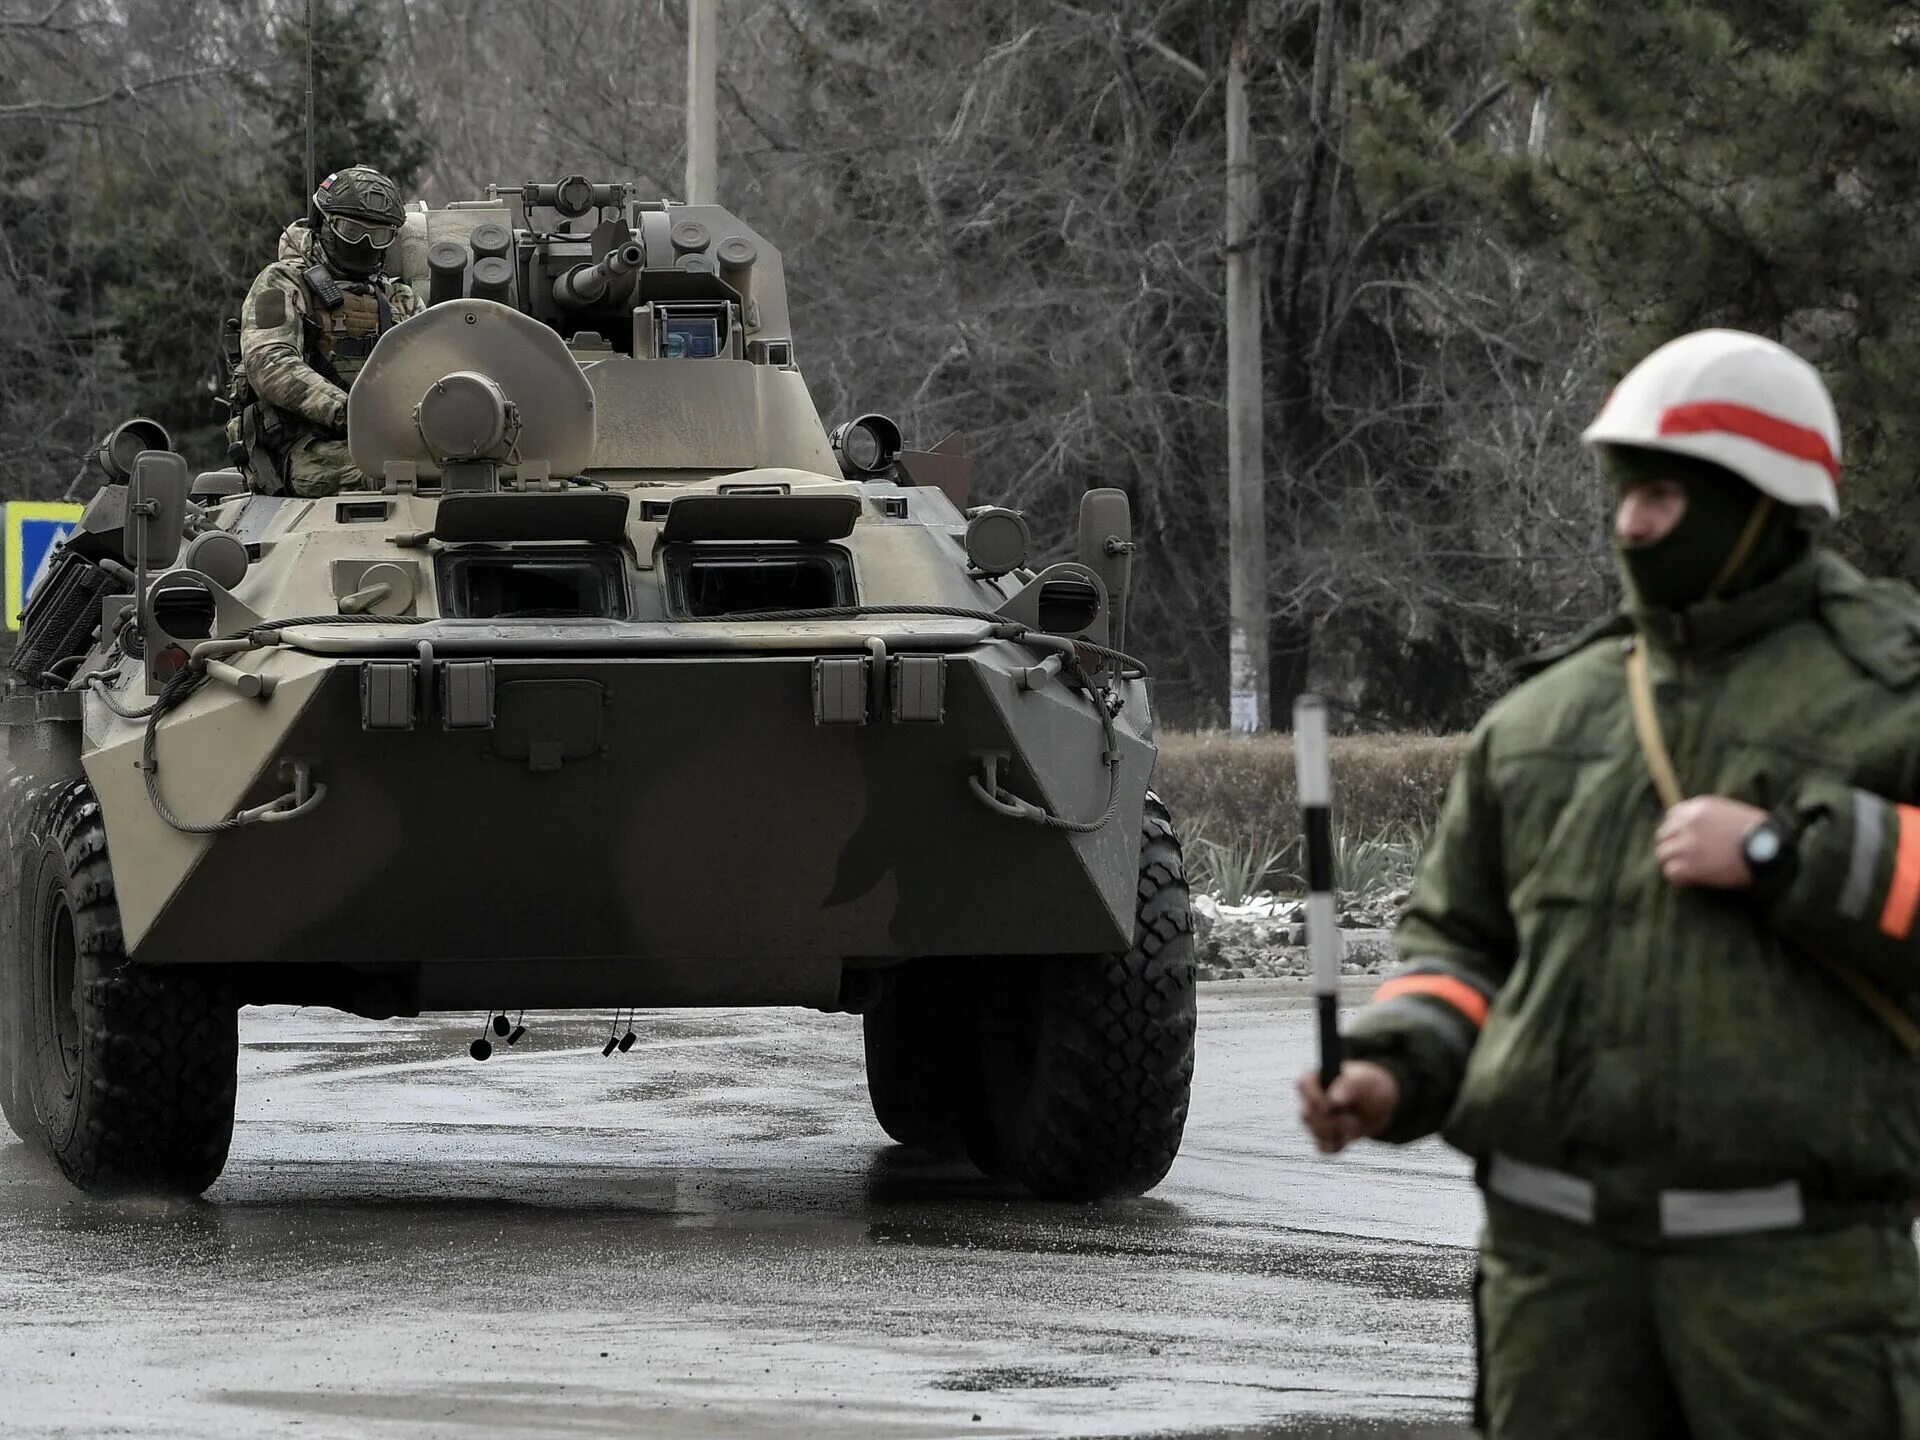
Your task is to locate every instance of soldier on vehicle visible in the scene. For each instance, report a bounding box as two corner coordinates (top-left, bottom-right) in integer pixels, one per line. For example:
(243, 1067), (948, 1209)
(1300, 330), (1920, 1437)
(232, 165), (421, 496)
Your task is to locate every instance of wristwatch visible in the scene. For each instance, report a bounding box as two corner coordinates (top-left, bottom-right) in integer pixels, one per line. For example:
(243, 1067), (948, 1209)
(1741, 815), (1796, 891)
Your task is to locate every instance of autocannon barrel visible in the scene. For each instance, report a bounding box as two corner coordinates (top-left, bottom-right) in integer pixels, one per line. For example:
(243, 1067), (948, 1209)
(552, 242), (645, 309)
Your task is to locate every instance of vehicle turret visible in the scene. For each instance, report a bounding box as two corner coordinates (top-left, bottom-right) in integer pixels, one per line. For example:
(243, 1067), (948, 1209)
(381, 176), (815, 480)
(391, 175), (788, 361)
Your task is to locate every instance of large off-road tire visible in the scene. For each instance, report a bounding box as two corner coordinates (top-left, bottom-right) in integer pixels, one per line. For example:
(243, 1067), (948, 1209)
(11, 779), (238, 1195)
(861, 966), (969, 1154)
(968, 793), (1197, 1200)
(0, 1010), (27, 1143)
(0, 908), (27, 1143)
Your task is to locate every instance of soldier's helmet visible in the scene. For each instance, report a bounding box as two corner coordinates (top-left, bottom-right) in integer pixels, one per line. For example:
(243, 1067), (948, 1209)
(1582, 329), (1841, 518)
(311, 165), (406, 278)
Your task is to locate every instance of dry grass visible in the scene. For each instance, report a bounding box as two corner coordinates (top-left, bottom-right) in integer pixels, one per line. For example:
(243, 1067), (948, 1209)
(1151, 730), (1464, 898)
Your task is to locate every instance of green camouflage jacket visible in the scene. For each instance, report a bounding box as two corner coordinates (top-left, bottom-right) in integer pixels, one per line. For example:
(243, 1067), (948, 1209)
(1348, 547), (1920, 1198)
(239, 221), (421, 442)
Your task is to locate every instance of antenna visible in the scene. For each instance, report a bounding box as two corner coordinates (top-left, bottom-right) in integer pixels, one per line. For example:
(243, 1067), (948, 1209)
(303, 0), (316, 202)
(685, 0), (717, 203)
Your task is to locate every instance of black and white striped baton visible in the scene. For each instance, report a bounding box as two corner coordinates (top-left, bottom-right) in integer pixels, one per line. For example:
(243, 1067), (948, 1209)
(1293, 694), (1343, 1088)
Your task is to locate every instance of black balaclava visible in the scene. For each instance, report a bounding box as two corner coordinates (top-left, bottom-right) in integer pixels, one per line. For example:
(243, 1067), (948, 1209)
(1600, 445), (1806, 611)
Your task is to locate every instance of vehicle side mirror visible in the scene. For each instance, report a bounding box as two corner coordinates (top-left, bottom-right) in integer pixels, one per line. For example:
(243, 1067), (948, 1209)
(1077, 488), (1135, 649)
(129, 450), (189, 571)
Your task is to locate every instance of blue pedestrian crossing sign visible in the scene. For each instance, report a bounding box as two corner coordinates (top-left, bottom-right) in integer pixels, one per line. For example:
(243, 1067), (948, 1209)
(6, 502), (86, 631)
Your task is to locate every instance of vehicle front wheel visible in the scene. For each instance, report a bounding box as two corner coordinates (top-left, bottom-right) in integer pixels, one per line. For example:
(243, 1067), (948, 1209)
(967, 793), (1197, 1200)
(9, 780), (238, 1195)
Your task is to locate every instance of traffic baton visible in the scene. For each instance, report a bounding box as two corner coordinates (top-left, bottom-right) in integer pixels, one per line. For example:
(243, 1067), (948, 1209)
(1293, 694), (1344, 1089)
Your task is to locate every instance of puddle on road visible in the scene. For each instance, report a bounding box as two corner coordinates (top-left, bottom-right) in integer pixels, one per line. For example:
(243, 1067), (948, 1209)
(1278, 1428), (1467, 1438)
(214, 1380), (976, 1440)
(935, 1365), (1123, 1392)
(860, 1148), (1470, 1304)
(0, 1145), (1465, 1313)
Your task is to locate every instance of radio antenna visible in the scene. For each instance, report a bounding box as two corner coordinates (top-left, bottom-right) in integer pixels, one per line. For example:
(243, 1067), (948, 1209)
(303, 0), (317, 202)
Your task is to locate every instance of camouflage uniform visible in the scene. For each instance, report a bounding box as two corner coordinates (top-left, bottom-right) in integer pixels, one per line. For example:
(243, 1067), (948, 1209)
(1346, 548), (1920, 1437)
(237, 221), (421, 497)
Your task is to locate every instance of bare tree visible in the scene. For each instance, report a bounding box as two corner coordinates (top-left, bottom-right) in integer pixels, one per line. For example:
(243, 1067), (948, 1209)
(0, 0), (1623, 726)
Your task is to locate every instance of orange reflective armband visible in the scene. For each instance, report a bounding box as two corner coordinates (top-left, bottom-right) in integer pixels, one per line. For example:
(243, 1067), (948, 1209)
(1372, 974), (1490, 1029)
(1879, 804), (1920, 941)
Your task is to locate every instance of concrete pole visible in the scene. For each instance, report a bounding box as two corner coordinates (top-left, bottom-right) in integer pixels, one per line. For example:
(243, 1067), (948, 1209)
(1225, 21), (1269, 734)
(685, 0), (719, 204)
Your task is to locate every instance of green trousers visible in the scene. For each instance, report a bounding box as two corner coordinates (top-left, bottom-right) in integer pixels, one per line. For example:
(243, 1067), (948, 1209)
(1478, 1197), (1920, 1438)
(279, 433), (371, 498)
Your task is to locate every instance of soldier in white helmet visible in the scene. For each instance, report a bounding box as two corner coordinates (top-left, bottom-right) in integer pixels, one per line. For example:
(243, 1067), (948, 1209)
(1301, 330), (1920, 1435)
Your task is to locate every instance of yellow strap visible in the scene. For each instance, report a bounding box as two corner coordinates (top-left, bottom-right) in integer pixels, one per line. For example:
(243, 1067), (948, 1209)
(1706, 497), (1775, 599)
(1816, 950), (1920, 1056)
(1625, 642), (1685, 810)
(1625, 637), (1920, 1056)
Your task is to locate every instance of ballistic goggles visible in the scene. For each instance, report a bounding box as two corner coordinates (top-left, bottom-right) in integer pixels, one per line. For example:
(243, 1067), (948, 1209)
(326, 215), (399, 249)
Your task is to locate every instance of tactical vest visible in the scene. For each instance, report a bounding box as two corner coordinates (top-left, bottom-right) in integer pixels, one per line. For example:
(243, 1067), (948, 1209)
(308, 282), (396, 390)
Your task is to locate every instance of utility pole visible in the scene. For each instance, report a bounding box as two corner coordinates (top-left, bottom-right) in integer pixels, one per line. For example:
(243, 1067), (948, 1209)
(1225, 16), (1269, 733)
(685, 0), (719, 204)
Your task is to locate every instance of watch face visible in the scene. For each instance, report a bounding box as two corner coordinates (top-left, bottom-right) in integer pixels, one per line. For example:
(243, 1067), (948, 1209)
(1747, 826), (1783, 865)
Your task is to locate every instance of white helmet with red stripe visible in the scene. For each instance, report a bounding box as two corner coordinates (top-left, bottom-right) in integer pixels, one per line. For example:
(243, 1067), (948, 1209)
(1582, 329), (1841, 518)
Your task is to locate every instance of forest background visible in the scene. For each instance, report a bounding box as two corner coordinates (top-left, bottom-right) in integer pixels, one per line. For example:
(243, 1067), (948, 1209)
(2, 0), (1915, 732)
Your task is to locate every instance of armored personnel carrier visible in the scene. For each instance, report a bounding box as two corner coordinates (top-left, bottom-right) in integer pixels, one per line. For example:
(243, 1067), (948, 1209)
(0, 178), (1195, 1201)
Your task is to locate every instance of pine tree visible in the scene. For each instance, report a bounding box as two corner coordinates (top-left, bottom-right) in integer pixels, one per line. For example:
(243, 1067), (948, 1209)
(1360, 0), (1920, 570)
(255, 0), (430, 218)
(77, 0), (430, 467)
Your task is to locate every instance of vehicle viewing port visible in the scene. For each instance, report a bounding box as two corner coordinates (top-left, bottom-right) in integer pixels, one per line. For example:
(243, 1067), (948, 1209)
(436, 546), (628, 620)
(664, 543), (853, 617)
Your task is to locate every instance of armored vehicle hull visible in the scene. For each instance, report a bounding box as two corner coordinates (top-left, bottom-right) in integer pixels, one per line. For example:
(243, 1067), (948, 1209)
(0, 182), (1195, 1201)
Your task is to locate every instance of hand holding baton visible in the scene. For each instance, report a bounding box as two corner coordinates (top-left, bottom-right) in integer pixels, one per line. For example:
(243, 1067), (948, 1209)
(1293, 695), (1343, 1089)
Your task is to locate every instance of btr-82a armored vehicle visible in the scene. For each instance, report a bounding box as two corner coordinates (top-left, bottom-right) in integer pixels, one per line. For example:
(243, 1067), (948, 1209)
(0, 178), (1194, 1201)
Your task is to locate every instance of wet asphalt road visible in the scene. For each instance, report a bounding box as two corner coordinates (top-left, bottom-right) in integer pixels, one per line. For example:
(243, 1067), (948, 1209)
(0, 982), (1480, 1439)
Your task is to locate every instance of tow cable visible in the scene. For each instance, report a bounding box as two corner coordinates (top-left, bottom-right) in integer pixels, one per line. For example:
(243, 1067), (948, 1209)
(92, 614), (433, 835)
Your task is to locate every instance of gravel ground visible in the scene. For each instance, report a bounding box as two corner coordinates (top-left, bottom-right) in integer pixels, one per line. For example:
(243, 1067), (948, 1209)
(1191, 893), (1404, 984)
